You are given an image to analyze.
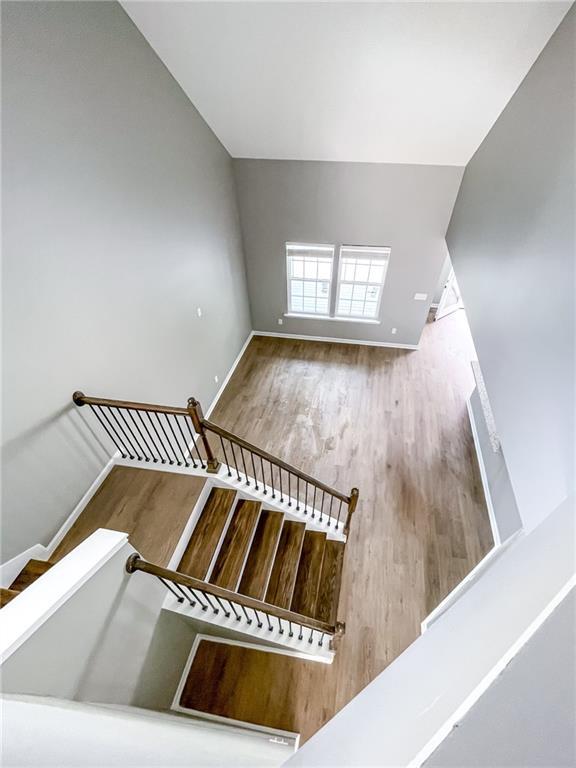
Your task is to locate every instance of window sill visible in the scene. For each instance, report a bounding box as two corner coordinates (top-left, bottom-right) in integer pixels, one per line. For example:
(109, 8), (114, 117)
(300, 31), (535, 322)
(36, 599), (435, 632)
(284, 313), (381, 325)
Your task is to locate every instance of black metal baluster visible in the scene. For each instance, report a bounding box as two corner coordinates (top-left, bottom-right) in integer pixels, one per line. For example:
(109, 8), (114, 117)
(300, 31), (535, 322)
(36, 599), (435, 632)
(229, 441), (241, 481)
(172, 582), (194, 606)
(250, 452), (259, 490)
(240, 605), (252, 625)
(269, 461), (276, 499)
(89, 404), (125, 457)
(318, 632), (325, 647)
(337, 500), (343, 530)
(98, 405), (134, 458)
(202, 592), (219, 614)
(288, 473), (292, 507)
(320, 491), (326, 524)
(117, 408), (147, 460)
(296, 476), (300, 511)
(288, 621), (294, 638)
(128, 410), (155, 462)
(181, 587), (197, 607)
(191, 590), (208, 611)
(260, 457), (267, 494)
(279, 467), (284, 502)
(153, 412), (177, 465)
(136, 410), (162, 463)
(304, 482), (309, 515)
(308, 628), (314, 644)
(266, 613), (273, 631)
(183, 416), (205, 468)
(175, 415), (197, 467)
(298, 624), (304, 641)
(166, 414), (189, 466)
(144, 411), (168, 464)
(239, 447), (250, 485)
(157, 576), (183, 602)
(218, 436), (232, 477)
(109, 407), (141, 459)
(329, 495), (334, 528)
(215, 597), (230, 617)
(277, 617), (284, 635)
(229, 601), (241, 621)
(254, 610), (263, 629)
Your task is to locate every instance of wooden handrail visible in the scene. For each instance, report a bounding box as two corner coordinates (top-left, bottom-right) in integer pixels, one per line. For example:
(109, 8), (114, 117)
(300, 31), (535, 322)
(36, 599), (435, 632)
(73, 391), (189, 416)
(202, 418), (352, 505)
(126, 554), (340, 636)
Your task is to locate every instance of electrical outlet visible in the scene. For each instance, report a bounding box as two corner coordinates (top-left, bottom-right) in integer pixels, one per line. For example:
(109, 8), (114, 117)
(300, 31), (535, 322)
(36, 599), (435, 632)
(413, 293), (428, 301)
(391, 327), (397, 334)
(197, 307), (202, 318)
(214, 375), (219, 384)
(278, 318), (283, 325)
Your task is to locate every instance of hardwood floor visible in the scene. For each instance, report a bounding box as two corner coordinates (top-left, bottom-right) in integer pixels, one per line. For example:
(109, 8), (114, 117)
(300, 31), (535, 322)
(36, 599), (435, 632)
(208, 311), (493, 742)
(52, 466), (207, 567)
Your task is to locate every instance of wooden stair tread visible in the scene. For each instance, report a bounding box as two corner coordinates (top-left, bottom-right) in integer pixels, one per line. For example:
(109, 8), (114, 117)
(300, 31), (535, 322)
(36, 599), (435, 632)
(290, 530), (326, 618)
(209, 499), (261, 590)
(314, 540), (345, 624)
(179, 638), (316, 733)
(238, 510), (284, 600)
(178, 488), (236, 580)
(1, 588), (20, 608)
(264, 520), (306, 609)
(9, 559), (54, 592)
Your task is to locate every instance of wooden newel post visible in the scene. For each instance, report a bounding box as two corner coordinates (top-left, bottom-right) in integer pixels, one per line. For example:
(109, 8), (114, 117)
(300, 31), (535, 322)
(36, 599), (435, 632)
(344, 487), (359, 536)
(187, 397), (221, 473)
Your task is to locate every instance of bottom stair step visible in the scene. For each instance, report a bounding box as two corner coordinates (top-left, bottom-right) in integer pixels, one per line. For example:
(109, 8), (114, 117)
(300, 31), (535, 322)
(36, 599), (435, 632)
(177, 637), (320, 735)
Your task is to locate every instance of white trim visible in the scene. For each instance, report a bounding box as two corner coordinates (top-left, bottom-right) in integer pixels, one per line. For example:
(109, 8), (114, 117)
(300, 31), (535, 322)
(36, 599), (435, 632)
(284, 313), (381, 325)
(412, 579), (576, 768)
(0, 529), (129, 663)
(205, 332), (254, 418)
(254, 330), (418, 350)
(46, 453), (119, 556)
(466, 397), (501, 546)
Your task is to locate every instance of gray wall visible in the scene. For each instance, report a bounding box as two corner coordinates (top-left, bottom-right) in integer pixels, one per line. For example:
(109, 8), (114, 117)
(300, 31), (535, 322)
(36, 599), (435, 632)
(234, 160), (463, 346)
(426, 588), (576, 768)
(469, 388), (521, 543)
(1, 1), (252, 561)
(446, 6), (575, 532)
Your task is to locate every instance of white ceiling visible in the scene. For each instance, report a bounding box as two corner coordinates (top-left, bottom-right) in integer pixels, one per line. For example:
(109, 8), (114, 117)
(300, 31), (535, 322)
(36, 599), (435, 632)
(122, 1), (570, 166)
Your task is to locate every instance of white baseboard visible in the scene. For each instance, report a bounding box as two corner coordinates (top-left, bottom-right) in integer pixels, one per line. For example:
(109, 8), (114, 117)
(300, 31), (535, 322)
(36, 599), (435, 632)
(253, 330), (419, 350)
(466, 398), (501, 547)
(205, 332), (255, 418)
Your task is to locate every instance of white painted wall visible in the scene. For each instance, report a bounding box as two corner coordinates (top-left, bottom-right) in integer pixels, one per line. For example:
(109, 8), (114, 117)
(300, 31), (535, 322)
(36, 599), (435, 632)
(446, 6), (575, 532)
(1, 695), (291, 767)
(285, 495), (575, 767)
(1, 0), (252, 561)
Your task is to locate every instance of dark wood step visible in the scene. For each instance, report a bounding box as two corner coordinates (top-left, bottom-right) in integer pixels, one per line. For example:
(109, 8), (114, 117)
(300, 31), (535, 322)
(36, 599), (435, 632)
(1, 588), (20, 608)
(238, 510), (284, 600)
(264, 520), (306, 609)
(209, 499), (261, 590)
(314, 540), (345, 624)
(179, 638), (316, 733)
(9, 559), (54, 592)
(290, 530), (326, 618)
(178, 488), (236, 579)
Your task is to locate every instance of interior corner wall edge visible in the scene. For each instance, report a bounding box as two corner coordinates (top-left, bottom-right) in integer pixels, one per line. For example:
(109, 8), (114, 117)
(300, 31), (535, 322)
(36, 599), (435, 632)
(445, 5), (575, 533)
(1, 1), (251, 561)
(233, 159), (464, 346)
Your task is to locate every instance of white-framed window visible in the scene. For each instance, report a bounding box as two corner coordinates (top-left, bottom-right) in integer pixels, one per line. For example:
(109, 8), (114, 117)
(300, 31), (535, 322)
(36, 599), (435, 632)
(286, 243), (334, 316)
(335, 246), (390, 320)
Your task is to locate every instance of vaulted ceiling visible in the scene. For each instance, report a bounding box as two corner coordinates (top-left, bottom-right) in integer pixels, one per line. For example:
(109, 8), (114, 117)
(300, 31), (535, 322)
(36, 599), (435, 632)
(123, 1), (570, 166)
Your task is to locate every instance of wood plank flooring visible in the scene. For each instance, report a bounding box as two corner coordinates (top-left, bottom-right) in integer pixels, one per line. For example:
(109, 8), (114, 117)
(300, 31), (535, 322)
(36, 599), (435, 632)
(208, 311), (493, 742)
(52, 466), (207, 567)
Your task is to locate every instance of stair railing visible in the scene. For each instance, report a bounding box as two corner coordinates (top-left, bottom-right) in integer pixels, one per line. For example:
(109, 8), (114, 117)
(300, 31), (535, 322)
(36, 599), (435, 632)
(126, 554), (345, 650)
(73, 391), (358, 535)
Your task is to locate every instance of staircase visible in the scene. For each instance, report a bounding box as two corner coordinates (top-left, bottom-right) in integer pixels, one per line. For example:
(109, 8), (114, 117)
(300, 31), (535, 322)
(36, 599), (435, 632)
(1, 559), (54, 607)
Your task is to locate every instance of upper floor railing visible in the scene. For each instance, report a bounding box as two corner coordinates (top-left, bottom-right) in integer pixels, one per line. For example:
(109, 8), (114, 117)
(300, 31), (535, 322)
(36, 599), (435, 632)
(73, 391), (358, 535)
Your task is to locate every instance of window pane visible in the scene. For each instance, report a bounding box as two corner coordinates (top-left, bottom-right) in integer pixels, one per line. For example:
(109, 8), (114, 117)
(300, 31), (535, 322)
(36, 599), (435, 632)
(291, 280), (303, 296)
(303, 297), (316, 312)
(335, 246), (390, 320)
(352, 284), (366, 301)
(355, 263), (370, 282)
(337, 299), (352, 315)
(317, 298), (329, 314)
(291, 296), (303, 312)
(318, 261), (331, 280)
(343, 262), (356, 281)
(351, 300), (364, 315)
(364, 301), (378, 318)
(303, 282), (316, 297)
(368, 264), (384, 283)
(318, 281), (330, 296)
(292, 259), (304, 278)
(366, 285), (380, 301)
(339, 283), (353, 300)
